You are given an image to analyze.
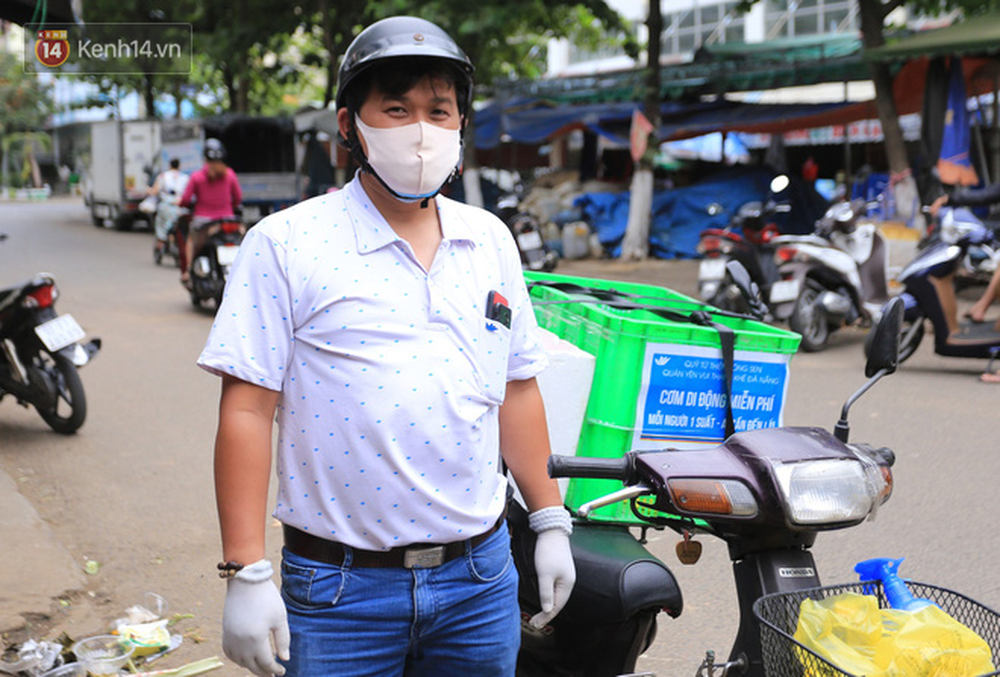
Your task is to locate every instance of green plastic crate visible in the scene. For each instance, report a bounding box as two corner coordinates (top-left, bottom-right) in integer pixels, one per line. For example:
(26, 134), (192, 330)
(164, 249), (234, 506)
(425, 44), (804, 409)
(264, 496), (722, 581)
(525, 271), (802, 524)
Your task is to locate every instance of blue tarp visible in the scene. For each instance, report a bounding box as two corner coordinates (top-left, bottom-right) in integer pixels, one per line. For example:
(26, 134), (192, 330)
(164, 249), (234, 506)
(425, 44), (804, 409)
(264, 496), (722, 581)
(473, 97), (857, 150)
(575, 167), (828, 259)
(474, 97), (705, 150)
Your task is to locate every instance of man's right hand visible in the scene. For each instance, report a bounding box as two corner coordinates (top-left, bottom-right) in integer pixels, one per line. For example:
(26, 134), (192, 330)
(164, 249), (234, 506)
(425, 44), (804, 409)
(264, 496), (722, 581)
(222, 559), (290, 677)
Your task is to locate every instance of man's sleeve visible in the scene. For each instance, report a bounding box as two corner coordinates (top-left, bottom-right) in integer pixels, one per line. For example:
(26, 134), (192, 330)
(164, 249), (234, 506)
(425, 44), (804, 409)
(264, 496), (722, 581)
(197, 224), (294, 391)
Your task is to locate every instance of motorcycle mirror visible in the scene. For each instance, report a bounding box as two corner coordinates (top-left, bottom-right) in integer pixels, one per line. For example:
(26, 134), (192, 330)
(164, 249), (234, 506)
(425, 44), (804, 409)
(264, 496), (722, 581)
(865, 297), (904, 378)
(770, 175), (791, 194)
(706, 203), (724, 216)
(835, 296), (904, 442)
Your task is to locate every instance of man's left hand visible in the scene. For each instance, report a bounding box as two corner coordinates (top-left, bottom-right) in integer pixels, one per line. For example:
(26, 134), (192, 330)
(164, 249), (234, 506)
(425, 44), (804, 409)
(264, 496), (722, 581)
(530, 528), (575, 629)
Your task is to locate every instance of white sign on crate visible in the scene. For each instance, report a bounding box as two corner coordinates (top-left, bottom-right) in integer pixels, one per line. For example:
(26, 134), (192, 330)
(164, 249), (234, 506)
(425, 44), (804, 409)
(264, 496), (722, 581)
(631, 342), (791, 450)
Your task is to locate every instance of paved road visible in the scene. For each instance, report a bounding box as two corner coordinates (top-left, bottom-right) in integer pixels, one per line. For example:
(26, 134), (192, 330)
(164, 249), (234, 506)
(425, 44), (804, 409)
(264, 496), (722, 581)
(0, 198), (996, 676)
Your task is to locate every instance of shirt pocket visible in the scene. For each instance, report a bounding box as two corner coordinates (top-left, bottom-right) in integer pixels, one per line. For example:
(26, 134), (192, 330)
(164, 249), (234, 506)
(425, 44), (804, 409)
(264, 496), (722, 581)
(477, 320), (511, 404)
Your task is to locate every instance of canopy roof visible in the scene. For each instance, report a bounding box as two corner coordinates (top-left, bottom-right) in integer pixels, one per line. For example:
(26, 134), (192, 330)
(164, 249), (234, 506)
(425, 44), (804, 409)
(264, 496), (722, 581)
(866, 12), (1000, 62)
(494, 33), (870, 104)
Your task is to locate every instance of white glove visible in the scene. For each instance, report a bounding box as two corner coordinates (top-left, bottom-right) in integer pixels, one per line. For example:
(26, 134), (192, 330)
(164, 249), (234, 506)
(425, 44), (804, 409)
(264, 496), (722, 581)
(222, 559), (290, 677)
(529, 508), (576, 630)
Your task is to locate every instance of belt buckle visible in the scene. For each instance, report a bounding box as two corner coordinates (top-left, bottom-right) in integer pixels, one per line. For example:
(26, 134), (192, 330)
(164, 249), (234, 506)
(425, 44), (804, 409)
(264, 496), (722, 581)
(403, 545), (446, 569)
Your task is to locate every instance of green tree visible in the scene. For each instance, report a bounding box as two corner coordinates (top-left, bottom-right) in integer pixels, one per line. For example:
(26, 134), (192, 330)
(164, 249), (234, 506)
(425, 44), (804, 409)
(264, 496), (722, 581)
(621, 0), (661, 261)
(0, 52), (53, 188)
(857, 0), (999, 231)
(727, 0), (1000, 232)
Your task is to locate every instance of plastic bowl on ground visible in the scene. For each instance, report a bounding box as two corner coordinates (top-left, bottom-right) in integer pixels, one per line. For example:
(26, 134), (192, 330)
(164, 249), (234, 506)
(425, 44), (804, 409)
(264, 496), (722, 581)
(72, 635), (135, 676)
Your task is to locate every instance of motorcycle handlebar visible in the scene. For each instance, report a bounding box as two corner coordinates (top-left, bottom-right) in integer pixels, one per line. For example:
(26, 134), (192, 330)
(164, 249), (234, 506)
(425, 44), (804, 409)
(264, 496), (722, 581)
(548, 454), (632, 481)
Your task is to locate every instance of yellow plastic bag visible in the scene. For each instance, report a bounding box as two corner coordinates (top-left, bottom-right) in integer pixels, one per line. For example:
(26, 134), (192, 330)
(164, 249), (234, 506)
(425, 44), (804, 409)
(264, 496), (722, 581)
(793, 592), (996, 676)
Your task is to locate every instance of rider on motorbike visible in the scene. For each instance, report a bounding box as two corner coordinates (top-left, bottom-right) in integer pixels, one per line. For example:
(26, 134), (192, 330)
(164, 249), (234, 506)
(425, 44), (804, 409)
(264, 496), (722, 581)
(931, 183), (1000, 327)
(147, 158), (189, 262)
(930, 185), (1000, 382)
(178, 139), (243, 288)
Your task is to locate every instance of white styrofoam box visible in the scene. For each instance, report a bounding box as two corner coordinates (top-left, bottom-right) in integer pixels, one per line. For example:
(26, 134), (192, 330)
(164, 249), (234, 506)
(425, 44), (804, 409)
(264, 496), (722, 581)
(517, 328), (596, 502)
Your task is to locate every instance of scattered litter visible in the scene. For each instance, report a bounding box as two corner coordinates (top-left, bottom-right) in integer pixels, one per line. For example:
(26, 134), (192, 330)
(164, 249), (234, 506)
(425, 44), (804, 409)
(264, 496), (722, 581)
(72, 635), (134, 676)
(130, 656), (224, 677)
(143, 636), (183, 665)
(83, 560), (100, 575)
(4, 593), (208, 677)
(0, 639), (63, 676)
(116, 621), (171, 658)
(38, 662), (85, 677)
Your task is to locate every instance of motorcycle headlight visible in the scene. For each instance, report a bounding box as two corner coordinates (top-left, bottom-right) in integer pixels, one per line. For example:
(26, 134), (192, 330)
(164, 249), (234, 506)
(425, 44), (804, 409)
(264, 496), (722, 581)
(772, 458), (886, 527)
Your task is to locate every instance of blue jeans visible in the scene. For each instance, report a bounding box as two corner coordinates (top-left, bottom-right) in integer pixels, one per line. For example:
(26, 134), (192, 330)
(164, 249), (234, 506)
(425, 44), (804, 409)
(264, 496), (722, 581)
(280, 523), (520, 677)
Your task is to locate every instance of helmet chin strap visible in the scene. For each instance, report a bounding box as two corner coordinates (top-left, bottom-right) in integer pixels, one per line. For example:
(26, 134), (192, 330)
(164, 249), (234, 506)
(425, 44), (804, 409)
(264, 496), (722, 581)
(345, 127), (463, 209)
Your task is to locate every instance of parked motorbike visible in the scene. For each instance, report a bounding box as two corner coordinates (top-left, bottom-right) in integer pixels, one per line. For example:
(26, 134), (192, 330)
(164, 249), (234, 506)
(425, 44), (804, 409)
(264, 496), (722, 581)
(184, 214), (246, 308)
(0, 236), (101, 434)
(886, 204), (1000, 366)
(497, 191), (559, 273)
(696, 190), (784, 315)
(769, 198), (892, 352)
(512, 292), (906, 677)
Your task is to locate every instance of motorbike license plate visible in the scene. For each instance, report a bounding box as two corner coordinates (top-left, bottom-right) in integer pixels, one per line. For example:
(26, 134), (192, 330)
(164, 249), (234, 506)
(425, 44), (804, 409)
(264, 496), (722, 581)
(34, 314), (86, 352)
(517, 230), (544, 251)
(699, 257), (727, 281)
(768, 279), (801, 304)
(217, 245), (239, 266)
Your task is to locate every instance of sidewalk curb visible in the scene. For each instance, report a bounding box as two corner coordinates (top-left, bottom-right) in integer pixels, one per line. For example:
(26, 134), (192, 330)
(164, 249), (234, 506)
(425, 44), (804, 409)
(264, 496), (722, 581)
(0, 468), (86, 633)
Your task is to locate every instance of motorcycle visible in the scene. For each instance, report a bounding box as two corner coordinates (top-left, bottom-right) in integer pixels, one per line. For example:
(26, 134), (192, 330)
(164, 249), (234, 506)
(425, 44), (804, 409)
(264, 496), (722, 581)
(885, 204), (1000, 367)
(0, 235), (101, 434)
(497, 190), (559, 273)
(513, 289), (907, 677)
(184, 215), (246, 308)
(696, 193), (784, 315)
(768, 198), (892, 352)
(920, 210), (999, 293)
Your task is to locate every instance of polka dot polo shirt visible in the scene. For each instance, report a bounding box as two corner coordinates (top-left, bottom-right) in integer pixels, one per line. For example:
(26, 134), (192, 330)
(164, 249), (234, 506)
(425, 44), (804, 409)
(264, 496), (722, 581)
(198, 177), (548, 550)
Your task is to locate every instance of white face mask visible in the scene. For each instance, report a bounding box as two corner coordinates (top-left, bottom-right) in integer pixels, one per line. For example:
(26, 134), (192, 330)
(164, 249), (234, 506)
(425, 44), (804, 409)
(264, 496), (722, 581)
(354, 115), (462, 201)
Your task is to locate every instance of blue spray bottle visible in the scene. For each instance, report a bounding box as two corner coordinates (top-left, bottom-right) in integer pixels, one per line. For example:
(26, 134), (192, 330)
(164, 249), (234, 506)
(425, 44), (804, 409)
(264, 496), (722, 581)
(854, 557), (936, 611)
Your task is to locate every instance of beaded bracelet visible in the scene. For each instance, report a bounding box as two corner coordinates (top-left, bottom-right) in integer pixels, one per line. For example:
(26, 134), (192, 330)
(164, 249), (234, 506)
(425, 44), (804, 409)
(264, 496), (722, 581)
(217, 560), (245, 579)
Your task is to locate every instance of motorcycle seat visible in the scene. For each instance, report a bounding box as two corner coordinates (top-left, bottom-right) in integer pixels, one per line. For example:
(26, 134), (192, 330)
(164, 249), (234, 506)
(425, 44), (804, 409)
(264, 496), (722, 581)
(564, 523), (684, 622)
(509, 500), (683, 623)
(0, 286), (20, 304)
(0, 277), (42, 303)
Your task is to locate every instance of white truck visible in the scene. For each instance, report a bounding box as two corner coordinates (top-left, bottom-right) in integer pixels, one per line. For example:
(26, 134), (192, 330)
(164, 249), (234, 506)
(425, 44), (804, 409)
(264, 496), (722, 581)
(86, 119), (161, 230)
(160, 115), (300, 225)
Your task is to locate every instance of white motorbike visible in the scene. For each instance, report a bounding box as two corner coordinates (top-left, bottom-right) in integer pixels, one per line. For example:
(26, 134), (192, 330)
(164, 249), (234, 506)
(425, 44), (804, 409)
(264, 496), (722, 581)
(769, 199), (892, 352)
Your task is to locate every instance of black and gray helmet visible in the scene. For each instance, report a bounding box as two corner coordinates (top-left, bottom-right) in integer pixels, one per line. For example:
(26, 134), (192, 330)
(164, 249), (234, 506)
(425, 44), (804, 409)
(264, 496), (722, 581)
(335, 16), (474, 116)
(203, 138), (226, 162)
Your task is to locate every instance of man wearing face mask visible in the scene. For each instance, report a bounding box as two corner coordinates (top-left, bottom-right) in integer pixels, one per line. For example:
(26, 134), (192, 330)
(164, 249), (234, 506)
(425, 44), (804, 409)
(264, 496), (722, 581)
(196, 16), (575, 677)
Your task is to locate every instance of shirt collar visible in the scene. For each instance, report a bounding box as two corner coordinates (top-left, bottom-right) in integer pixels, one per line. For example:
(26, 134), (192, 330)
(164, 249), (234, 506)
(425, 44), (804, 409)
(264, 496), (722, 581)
(345, 175), (477, 255)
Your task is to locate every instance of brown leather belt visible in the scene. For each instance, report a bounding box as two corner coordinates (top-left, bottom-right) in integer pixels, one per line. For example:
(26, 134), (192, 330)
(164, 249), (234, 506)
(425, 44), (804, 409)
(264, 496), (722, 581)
(283, 510), (506, 569)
